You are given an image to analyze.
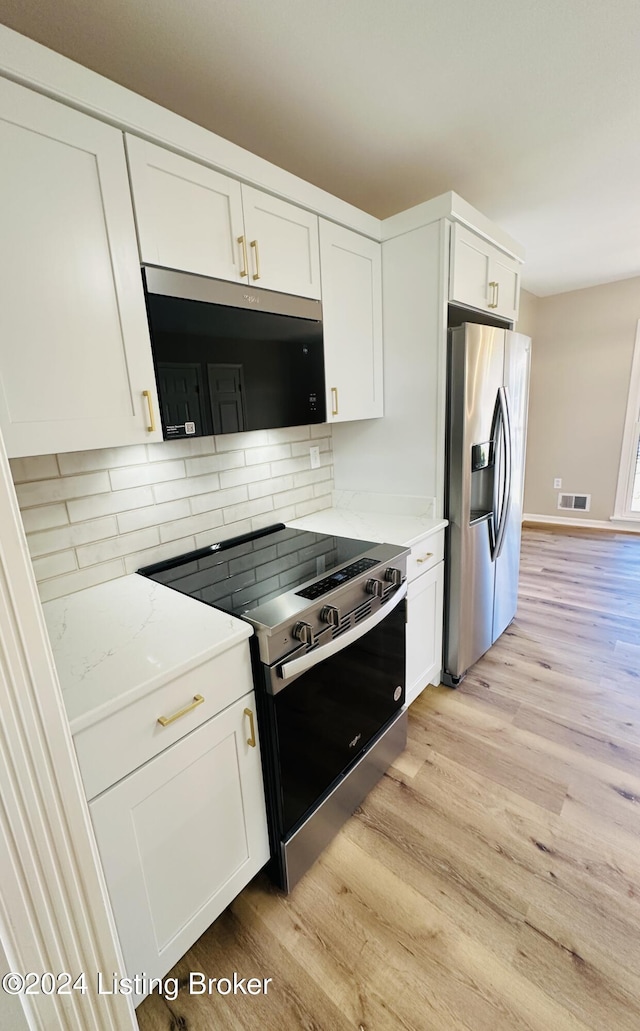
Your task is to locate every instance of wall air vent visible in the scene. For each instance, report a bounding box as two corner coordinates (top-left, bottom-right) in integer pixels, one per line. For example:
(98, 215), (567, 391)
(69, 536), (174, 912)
(557, 492), (591, 512)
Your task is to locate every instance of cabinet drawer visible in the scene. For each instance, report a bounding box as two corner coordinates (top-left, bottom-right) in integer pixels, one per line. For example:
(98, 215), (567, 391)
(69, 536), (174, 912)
(74, 642), (253, 800)
(406, 531), (445, 582)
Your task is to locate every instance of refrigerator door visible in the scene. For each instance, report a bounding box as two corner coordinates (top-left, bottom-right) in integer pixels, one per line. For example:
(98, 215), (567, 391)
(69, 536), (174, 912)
(444, 324), (505, 680)
(492, 332), (531, 642)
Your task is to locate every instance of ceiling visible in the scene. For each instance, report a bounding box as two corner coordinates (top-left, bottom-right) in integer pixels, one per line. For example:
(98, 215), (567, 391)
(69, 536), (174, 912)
(1, 0), (639, 297)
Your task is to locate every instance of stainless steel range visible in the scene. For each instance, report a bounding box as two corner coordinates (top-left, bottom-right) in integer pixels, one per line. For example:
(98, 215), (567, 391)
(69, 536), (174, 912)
(138, 523), (409, 891)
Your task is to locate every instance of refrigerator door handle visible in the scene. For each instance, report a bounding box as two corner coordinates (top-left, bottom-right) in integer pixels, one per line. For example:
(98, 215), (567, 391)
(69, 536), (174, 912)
(489, 392), (502, 558)
(493, 387), (513, 560)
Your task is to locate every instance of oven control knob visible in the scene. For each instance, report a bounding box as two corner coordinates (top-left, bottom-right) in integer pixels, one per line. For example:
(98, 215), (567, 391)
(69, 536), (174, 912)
(292, 621), (314, 645)
(365, 578), (384, 598)
(320, 605), (341, 627)
(384, 567), (403, 587)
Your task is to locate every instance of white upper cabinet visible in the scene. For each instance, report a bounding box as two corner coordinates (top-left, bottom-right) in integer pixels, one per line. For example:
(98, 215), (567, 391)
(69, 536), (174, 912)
(241, 185), (321, 298)
(449, 223), (521, 322)
(125, 135), (246, 281)
(126, 137), (321, 299)
(319, 220), (383, 422)
(0, 80), (162, 458)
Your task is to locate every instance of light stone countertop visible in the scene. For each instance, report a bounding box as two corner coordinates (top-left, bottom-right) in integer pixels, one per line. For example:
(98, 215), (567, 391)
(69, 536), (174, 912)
(289, 507), (447, 549)
(43, 574), (252, 733)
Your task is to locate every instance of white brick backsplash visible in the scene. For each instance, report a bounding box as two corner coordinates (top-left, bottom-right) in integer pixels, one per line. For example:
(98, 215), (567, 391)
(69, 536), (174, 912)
(251, 506), (297, 531)
(27, 517), (118, 558)
(295, 494), (332, 517)
(153, 471), (220, 503)
(109, 459), (186, 491)
(31, 551), (77, 581)
(221, 496), (274, 525)
(124, 538), (197, 575)
(290, 437), (331, 458)
(194, 519), (253, 548)
(16, 471), (110, 508)
(294, 467), (334, 488)
(20, 504), (68, 533)
(147, 437), (215, 461)
(38, 560), (127, 603)
(159, 509), (224, 544)
(273, 485), (314, 508)
(215, 430), (269, 452)
(9, 455), (59, 482)
(269, 455), (310, 477)
(219, 463), (271, 489)
(13, 425), (333, 597)
(57, 445), (148, 474)
(116, 499), (191, 534)
(189, 485), (248, 515)
(248, 474), (295, 500)
(76, 527), (161, 568)
(266, 426), (311, 444)
(184, 452), (244, 478)
(67, 486), (155, 522)
(244, 443), (291, 466)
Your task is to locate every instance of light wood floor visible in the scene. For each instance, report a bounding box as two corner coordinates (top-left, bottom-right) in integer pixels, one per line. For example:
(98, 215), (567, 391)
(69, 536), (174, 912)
(136, 527), (640, 1031)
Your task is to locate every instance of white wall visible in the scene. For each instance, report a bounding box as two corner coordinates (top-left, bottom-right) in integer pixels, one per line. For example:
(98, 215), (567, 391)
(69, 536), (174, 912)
(10, 425), (333, 601)
(523, 277), (640, 522)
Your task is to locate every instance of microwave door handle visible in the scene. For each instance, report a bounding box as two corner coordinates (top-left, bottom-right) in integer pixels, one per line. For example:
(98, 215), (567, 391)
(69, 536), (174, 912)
(277, 582), (408, 684)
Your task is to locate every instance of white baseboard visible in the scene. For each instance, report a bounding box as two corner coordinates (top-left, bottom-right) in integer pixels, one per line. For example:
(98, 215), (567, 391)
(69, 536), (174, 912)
(523, 512), (640, 535)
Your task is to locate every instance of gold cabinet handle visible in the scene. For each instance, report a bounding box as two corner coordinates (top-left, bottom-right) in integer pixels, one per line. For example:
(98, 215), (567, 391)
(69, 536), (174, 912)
(494, 281), (500, 308)
(250, 239), (261, 281)
(244, 707), (257, 747)
(488, 281), (498, 309)
(416, 552), (434, 563)
(157, 694), (204, 727)
(331, 386), (339, 417)
(142, 389), (156, 432)
(237, 235), (248, 278)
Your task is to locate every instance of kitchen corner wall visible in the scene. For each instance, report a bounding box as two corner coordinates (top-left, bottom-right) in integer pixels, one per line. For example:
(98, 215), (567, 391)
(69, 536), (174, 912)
(10, 425), (333, 603)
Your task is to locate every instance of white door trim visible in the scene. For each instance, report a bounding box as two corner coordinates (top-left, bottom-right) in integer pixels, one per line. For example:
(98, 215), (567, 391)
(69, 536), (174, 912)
(613, 319), (640, 520)
(0, 431), (136, 1031)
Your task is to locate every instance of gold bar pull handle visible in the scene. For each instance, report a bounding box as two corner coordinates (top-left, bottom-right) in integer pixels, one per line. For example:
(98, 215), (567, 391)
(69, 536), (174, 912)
(237, 235), (248, 278)
(331, 387), (339, 417)
(143, 389), (156, 432)
(416, 552), (434, 564)
(157, 694), (204, 727)
(244, 707), (257, 747)
(488, 281), (498, 309)
(494, 281), (499, 309)
(250, 239), (261, 281)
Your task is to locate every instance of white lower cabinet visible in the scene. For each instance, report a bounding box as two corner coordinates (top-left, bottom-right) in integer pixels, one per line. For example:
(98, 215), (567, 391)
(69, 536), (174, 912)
(405, 540), (444, 705)
(89, 690), (269, 1005)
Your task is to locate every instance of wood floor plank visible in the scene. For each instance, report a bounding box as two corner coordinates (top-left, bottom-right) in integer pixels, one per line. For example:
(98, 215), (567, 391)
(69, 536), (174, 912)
(136, 528), (640, 1031)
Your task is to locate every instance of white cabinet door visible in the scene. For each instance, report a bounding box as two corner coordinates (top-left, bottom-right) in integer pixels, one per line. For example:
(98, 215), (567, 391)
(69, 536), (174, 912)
(241, 185), (321, 299)
(406, 562), (444, 705)
(449, 223), (521, 322)
(319, 220), (383, 422)
(0, 80), (161, 458)
(126, 135), (247, 281)
(89, 692), (269, 1004)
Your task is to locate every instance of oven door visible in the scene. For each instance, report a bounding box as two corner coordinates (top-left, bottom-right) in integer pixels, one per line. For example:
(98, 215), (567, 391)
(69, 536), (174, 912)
(262, 585), (407, 837)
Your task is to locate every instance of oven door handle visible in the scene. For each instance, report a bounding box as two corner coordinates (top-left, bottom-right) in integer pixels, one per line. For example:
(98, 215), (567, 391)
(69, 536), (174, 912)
(278, 582), (408, 683)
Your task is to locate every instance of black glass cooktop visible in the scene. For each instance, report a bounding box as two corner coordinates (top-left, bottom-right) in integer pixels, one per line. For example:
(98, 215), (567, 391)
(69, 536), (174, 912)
(138, 523), (378, 619)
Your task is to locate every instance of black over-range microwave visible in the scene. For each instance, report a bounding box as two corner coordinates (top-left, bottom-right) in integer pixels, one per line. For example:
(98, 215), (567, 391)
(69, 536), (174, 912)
(143, 266), (326, 439)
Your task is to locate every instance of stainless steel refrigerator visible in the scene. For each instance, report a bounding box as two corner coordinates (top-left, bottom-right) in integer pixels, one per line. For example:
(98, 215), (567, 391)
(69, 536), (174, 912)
(442, 323), (531, 686)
